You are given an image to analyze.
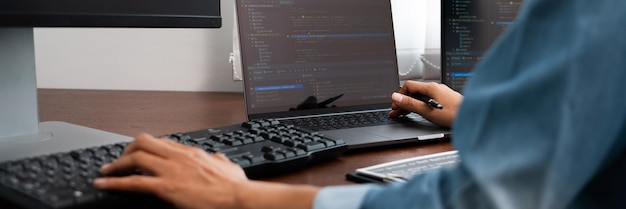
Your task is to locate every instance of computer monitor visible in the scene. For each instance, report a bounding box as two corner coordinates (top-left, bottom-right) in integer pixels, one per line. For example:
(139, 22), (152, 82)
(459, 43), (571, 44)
(0, 0), (221, 161)
(441, 0), (523, 92)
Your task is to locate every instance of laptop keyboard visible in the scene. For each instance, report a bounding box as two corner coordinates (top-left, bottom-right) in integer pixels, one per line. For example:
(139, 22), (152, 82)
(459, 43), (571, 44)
(282, 111), (426, 131)
(0, 119), (347, 209)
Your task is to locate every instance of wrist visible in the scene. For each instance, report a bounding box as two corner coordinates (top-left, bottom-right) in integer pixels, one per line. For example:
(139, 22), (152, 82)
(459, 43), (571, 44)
(236, 180), (320, 209)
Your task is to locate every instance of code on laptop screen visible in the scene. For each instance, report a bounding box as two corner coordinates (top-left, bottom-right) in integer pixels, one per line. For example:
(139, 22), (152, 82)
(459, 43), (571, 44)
(237, 0), (400, 116)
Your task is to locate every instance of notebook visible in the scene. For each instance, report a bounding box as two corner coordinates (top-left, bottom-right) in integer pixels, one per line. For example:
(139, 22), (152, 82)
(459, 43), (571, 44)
(235, 0), (449, 149)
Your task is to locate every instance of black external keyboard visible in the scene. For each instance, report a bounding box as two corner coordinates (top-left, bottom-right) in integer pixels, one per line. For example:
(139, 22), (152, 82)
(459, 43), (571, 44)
(0, 119), (347, 209)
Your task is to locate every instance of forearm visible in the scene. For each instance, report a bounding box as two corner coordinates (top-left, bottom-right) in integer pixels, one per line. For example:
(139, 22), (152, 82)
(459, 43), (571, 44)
(237, 181), (320, 209)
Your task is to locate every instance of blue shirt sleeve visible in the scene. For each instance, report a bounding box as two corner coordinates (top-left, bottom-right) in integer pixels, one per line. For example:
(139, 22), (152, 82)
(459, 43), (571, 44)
(360, 0), (626, 208)
(313, 184), (375, 209)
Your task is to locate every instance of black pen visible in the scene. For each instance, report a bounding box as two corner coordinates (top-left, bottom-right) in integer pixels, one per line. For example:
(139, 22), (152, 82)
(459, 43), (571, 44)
(382, 173), (408, 183)
(407, 93), (443, 109)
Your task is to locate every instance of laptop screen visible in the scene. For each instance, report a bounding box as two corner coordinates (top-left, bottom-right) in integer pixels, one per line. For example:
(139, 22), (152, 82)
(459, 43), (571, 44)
(442, 0), (523, 93)
(236, 0), (399, 119)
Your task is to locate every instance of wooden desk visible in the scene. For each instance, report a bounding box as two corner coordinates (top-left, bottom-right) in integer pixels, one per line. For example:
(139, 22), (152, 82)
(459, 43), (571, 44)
(38, 89), (454, 186)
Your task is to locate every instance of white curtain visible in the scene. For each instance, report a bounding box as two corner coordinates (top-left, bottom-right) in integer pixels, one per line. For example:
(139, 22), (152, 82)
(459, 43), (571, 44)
(392, 0), (441, 81)
(230, 6), (243, 81)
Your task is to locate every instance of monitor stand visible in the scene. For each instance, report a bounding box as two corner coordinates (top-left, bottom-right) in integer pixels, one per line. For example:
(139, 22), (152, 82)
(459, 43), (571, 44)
(0, 28), (132, 162)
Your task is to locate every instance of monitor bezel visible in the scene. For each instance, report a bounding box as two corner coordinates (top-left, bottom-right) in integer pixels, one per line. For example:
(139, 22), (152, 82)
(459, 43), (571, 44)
(0, 13), (221, 28)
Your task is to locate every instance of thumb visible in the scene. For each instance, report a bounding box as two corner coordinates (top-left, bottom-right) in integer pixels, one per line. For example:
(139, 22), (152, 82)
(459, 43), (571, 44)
(391, 92), (430, 115)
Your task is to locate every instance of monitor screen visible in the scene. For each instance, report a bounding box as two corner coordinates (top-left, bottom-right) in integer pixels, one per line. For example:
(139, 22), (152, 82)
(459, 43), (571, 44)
(0, 0), (221, 28)
(441, 0), (523, 92)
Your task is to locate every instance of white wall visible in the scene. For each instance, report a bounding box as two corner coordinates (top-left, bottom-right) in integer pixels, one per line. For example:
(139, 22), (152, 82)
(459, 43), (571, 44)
(34, 0), (243, 92)
(34, 0), (440, 92)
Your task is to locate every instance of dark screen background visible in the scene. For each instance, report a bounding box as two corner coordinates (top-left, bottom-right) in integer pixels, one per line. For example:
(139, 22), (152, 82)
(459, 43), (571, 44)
(1, 0), (219, 17)
(0, 0), (221, 27)
(442, 0), (523, 92)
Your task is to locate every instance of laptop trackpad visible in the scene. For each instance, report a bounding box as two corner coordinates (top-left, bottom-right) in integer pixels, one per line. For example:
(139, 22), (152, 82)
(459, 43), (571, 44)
(321, 124), (448, 149)
(322, 129), (391, 148)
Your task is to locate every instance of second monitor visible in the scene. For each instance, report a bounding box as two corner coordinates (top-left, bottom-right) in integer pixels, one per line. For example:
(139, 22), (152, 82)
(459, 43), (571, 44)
(441, 0), (524, 92)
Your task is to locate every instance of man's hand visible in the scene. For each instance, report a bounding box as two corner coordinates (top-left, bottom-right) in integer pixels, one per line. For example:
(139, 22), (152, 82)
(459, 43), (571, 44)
(94, 133), (248, 209)
(94, 133), (319, 209)
(390, 81), (463, 128)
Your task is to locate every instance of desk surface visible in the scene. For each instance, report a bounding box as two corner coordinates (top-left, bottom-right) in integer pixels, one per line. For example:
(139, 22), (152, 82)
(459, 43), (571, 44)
(38, 89), (454, 186)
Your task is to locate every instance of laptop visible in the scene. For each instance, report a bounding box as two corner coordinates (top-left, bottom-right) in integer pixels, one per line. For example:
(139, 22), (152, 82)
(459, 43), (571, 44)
(235, 0), (450, 149)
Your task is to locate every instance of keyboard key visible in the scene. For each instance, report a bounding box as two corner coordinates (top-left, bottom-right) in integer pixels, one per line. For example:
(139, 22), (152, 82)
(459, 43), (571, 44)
(241, 121), (261, 129)
(231, 158), (251, 167)
(284, 140), (299, 147)
(261, 146), (279, 153)
(278, 150), (296, 158)
(287, 148), (307, 156)
(209, 146), (238, 153)
(223, 139), (243, 146)
(297, 141), (326, 151)
(243, 155), (266, 164)
(319, 139), (336, 147)
(270, 136), (289, 143)
(241, 137), (254, 144)
(264, 152), (285, 161)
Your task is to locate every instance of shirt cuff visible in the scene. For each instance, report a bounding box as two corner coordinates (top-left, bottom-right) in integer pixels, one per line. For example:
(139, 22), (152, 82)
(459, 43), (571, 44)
(313, 184), (376, 209)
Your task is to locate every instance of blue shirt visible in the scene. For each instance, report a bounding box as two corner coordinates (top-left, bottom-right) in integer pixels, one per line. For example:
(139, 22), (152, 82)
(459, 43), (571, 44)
(314, 0), (626, 208)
